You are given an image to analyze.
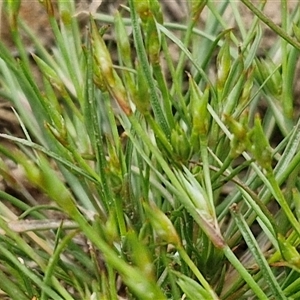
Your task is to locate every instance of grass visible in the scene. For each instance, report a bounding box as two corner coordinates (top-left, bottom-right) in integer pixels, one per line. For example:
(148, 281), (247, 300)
(0, 0), (300, 299)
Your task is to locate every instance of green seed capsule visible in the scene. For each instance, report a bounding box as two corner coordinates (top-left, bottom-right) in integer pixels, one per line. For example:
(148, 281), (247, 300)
(278, 233), (300, 270)
(32, 54), (64, 94)
(171, 125), (191, 161)
(189, 75), (210, 138)
(256, 58), (282, 96)
(190, 0), (207, 21)
(217, 33), (231, 90)
(248, 115), (272, 173)
(143, 202), (181, 247)
(146, 16), (161, 65)
(127, 230), (155, 281)
(149, 0), (163, 24)
(224, 113), (249, 158)
(134, 0), (151, 23)
(135, 62), (150, 114)
(90, 20), (115, 87)
(90, 19), (132, 115)
(240, 67), (255, 106)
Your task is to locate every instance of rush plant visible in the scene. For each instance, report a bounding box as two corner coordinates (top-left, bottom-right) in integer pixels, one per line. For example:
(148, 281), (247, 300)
(0, 0), (299, 299)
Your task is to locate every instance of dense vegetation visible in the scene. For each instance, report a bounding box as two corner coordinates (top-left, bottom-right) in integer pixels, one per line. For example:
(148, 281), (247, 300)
(0, 0), (300, 299)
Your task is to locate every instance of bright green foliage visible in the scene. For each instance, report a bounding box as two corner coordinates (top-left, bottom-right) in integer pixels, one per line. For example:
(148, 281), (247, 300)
(0, 0), (300, 299)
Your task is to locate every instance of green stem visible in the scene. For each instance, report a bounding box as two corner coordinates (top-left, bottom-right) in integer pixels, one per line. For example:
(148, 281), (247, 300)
(41, 231), (77, 300)
(152, 64), (175, 130)
(267, 171), (300, 236)
(241, 0), (300, 50)
(280, 0), (293, 119)
(48, 15), (83, 103)
(173, 1), (208, 86)
(145, 113), (173, 156)
(177, 245), (219, 300)
(70, 208), (166, 300)
(223, 245), (269, 299)
(128, 0), (170, 139)
(200, 138), (216, 215)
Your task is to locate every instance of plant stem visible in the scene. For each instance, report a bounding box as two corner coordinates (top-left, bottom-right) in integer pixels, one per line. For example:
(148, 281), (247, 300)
(241, 0), (300, 50)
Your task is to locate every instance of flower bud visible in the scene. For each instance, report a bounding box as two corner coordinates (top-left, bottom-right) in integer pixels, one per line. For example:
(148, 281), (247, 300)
(278, 233), (300, 269)
(224, 112), (249, 158)
(149, 0), (163, 24)
(146, 16), (161, 65)
(189, 75), (210, 146)
(134, 0), (162, 64)
(248, 115), (272, 173)
(59, 1), (73, 27)
(134, 62), (150, 114)
(256, 58), (282, 97)
(171, 125), (191, 162)
(90, 19), (132, 115)
(240, 67), (255, 106)
(217, 33), (231, 90)
(105, 211), (119, 243)
(134, 0), (151, 23)
(92, 61), (106, 92)
(127, 230), (155, 281)
(143, 202), (181, 247)
(32, 54), (64, 94)
(90, 20), (115, 87)
(45, 122), (68, 147)
(191, 0), (207, 21)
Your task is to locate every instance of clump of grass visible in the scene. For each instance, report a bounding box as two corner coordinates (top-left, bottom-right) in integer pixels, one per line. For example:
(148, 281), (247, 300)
(0, 0), (300, 299)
